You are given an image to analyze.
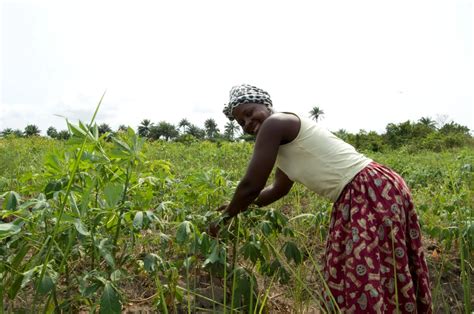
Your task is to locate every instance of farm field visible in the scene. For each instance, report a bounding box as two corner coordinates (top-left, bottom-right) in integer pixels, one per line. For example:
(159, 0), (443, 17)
(0, 127), (473, 313)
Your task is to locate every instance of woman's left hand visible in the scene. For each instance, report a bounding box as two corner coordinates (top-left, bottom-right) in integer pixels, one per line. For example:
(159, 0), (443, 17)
(216, 204), (228, 212)
(208, 220), (221, 237)
(208, 204), (231, 237)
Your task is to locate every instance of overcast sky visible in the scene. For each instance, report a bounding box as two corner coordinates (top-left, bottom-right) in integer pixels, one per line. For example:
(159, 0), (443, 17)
(1, 0), (472, 135)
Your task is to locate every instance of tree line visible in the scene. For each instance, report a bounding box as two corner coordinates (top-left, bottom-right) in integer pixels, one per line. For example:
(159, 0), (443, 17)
(0, 118), (240, 142)
(1, 107), (472, 152)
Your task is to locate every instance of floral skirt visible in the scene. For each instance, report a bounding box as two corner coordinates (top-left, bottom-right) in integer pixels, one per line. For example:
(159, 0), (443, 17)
(323, 162), (432, 313)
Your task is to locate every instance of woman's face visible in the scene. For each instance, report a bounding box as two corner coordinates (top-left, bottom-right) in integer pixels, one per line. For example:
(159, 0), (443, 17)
(232, 103), (271, 135)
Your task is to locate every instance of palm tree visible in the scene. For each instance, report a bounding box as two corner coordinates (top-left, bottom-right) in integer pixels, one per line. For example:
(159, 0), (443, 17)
(334, 129), (349, 141)
(57, 130), (71, 140)
(418, 117), (436, 130)
(186, 124), (206, 140)
(138, 119), (153, 138)
(309, 106), (325, 122)
(158, 121), (179, 141)
(178, 118), (191, 134)
(224, 120), (239, 141)
(117, 125), (128, 133)
(13, 129), (23, 137)
(47, 126), (58, 138)
(204, 118), (220, 140)
(98, 123), (112, 136)
(24, 124), (41, 137)
(1, 128), (14, 137)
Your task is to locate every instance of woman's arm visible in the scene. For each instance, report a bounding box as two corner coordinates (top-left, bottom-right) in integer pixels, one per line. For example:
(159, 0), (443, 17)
(253, 168), (294, 207)
(224, 114), (299, 217)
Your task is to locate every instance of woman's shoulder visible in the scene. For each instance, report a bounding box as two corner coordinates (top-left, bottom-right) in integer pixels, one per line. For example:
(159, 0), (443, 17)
(263, 112), (300, 128)
(267, 112), (300, 122)
(263, 112), (301, 144)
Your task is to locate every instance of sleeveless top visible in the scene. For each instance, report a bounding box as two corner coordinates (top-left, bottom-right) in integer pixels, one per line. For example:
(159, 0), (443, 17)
(275, 114), (372, 202)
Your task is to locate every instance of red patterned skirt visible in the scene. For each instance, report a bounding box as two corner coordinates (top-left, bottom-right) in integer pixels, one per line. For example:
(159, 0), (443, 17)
(323, 162), (432, 313)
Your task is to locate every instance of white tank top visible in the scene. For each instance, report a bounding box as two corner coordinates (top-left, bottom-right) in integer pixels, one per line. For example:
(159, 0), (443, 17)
(276, 114), (372, 202)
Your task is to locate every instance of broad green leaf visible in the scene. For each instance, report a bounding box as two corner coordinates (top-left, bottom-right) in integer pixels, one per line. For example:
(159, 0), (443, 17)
(73, 219), (91, 236)
(98, 239), (116, 268)
(231, 267), (256, 308)
(21, 266), (39, 288)
(133, 211), (143, 230)
(67, 121), (87, 138)
(44, 154), (61, 172)
(176, 221), (193, 245)
(102, 252), (115, 268)
(100, 282), (121, 314)
(143, 253), (163, 273)
(90, 123), (99, 140)
(4, 191), (20, 210)
(44, 179), (66, 200)
(0, 222), (21, 240)
(38, 273), (54, 295)
(104, 184), (124, 208)
(110, 269), (125, 282)
(266, 259), (290, 284)
(112, 138), (131, 153)
(283, 241), (302, 265)
(203, 243), (223, 267)
(81, 282), (101, 298)
(260, 221), (273, 236)
(241, 241), (263, 264)
(199, 233), (210, 255)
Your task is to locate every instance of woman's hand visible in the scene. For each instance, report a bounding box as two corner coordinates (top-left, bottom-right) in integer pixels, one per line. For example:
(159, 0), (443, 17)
(216, 204), (228, 212)
(208, 204), (231, 237)
(208, 220), (220, 238)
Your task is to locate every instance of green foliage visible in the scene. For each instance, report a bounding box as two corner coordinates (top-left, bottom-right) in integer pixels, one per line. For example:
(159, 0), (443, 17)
(46, 126), (58, 139)
(137, 119), (152, 138)
(204, 118), (220, 140)
(149, 121), (179, 141)
(3, 116), (471, 154)
(0, 131), (472, 312)
(100, 282), (122, 314)
(98, 123), (113, 136)
(382, 119), (472, 151)
(223, 120), (240, 141)
(0, 221), (21, 240)
(24, 124), (41, 137)
(309, 106), (324, 122)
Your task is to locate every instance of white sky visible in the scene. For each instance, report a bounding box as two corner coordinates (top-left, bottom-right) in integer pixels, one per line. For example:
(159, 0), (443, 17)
(1, 0), (473, 135)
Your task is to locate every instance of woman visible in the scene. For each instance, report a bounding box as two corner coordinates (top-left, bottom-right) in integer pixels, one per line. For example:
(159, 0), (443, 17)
(214, 84), (432, 313)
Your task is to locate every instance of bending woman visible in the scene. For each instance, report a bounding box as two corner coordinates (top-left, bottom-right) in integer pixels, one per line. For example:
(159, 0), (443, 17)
(215, 84), (432, 313)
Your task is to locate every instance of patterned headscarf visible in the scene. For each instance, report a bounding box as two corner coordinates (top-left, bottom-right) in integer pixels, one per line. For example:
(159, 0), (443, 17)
(223, 84), (273, 121)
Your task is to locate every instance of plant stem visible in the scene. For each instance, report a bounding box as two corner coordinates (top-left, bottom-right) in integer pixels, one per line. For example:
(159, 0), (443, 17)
(230, 217), (240, 311)
(112, 165), (131, 257)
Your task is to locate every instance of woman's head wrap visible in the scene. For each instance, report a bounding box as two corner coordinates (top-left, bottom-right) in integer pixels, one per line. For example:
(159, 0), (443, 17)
(223, 84), (273, 121)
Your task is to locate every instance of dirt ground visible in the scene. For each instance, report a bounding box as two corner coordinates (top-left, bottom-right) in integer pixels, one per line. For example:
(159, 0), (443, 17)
(118, 236), (471, 313)
(113, 239), (469, 313)
(3, 238), (470, 313)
